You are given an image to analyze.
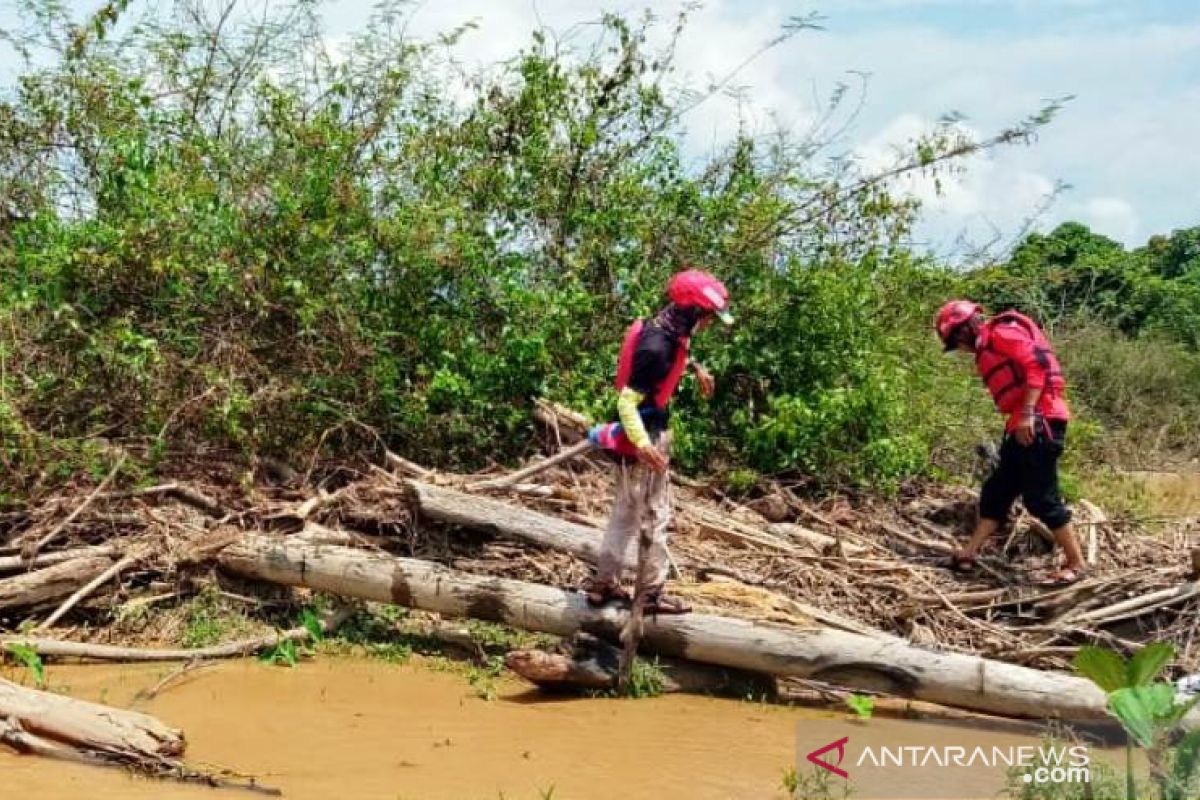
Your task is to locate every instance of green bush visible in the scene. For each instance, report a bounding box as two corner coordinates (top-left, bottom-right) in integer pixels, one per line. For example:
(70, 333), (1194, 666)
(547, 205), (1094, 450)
(4, 0), (1181, 499)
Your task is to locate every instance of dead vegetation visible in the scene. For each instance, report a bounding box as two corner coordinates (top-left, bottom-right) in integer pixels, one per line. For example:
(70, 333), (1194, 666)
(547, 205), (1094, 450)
(2, 404), (1200, 704)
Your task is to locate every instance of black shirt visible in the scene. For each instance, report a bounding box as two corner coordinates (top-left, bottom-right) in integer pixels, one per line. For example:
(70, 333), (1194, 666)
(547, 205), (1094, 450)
(626, 322), (681, 434)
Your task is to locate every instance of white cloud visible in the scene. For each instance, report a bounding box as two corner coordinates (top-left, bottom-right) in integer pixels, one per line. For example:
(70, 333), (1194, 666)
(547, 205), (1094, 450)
(855, 112), (1061, 253)
(6, 0), (1194, 251)
(1080, 196), (1140, 243)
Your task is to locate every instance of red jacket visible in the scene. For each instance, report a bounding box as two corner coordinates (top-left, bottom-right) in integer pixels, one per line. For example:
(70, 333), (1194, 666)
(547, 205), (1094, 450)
(975, 312), (1070, 431)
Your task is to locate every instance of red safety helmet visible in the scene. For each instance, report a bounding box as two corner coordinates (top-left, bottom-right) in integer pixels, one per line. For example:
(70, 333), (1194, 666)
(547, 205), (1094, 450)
(667, 268), (733, 325)
(935, 300), (982, 351)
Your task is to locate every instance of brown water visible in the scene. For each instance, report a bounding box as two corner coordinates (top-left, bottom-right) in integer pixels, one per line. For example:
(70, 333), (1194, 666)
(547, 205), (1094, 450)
(1, 657), (818, 800)
(1, 657), (1093, 800)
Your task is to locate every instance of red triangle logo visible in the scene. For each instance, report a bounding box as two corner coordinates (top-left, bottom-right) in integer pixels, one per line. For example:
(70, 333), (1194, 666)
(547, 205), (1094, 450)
(806, 736), (850, 779)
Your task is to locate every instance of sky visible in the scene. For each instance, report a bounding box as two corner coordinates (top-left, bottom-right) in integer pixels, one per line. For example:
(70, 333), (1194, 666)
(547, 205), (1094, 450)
(2, 0), (1198, 257)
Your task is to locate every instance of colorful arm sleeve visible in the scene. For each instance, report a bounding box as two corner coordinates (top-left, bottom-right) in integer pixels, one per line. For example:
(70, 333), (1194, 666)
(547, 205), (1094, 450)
(616, 387), (651, 449)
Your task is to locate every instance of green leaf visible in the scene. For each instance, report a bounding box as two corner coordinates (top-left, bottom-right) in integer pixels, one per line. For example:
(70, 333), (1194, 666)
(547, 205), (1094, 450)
(1109, 684), (1176, 747)
(1075, 646), (1130, 692)
(845, 693), (875, 720)
(1127, 643), (1175, 687)
(300, 608), (323, 643)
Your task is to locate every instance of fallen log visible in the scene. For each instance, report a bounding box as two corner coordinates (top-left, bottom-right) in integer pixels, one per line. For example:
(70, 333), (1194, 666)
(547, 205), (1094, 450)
(407, 480), (604, 563)
(218, 535), (1168, 723)
(0, 556), (115, 611)
(505, 634), (776, 698)
(779, 682), (1051, 736)
(385, 451), (434, 479)
(0, 680), (278, 794)
(1060, 581), (1200, 627)
(684, 510), (800, 554)
(93, 482), (225, 519)
(0, 676), (183, 758)
(3, 628), (317, 663)
(0, 545), (117, 573)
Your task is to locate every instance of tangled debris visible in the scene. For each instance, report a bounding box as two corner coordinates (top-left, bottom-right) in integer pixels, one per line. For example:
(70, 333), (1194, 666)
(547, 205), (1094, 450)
(2, 406), (1199, 687)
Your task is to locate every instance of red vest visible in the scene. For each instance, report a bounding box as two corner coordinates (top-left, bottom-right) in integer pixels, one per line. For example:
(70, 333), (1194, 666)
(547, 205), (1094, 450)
(615, 320), (690, 408)
(591, 321), (690, 459)
(975, 311), (1069, 422)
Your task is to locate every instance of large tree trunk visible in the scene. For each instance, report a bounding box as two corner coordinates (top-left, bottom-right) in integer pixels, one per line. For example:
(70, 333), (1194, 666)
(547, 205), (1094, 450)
(0, 677), (184, 759)
(218, 535), (1153, 723)
(0, 556), (115, 611)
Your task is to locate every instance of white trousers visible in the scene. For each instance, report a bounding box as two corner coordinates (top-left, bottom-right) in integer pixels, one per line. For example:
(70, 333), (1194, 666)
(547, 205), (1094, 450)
(595, 455), (672, 594)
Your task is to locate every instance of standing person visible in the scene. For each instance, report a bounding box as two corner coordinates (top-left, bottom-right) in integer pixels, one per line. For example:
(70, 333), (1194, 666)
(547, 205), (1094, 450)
(583, 268), (734, 614)
(935, 300), (1088, 586)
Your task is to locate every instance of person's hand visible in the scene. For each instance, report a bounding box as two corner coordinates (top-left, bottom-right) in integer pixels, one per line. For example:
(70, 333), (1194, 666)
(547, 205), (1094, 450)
(693, 363), (715, 399)
(1014, 411), (1037, 446)
(638, 443), (669, 473)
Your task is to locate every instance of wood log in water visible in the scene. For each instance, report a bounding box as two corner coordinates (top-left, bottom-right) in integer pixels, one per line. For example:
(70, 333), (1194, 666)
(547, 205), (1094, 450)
(505, 634), (776, 698)
(217, 534), (1169, 723)
(0, 676), (184, 760)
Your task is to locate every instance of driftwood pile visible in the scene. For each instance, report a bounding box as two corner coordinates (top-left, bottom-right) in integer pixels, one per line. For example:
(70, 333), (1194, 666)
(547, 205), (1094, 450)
(4, 402), (1200, 775)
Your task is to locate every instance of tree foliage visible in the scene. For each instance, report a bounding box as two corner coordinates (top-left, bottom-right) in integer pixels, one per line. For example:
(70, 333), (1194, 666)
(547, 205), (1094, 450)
(0, 0), (1097, 497)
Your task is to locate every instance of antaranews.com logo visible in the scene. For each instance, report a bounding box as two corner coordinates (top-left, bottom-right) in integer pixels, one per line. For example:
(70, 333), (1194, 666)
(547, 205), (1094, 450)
(797, 719), (1093, 800)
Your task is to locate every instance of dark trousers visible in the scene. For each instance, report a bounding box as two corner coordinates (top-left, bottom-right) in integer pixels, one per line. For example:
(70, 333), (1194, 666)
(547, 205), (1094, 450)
(979, 419), (1072, 530)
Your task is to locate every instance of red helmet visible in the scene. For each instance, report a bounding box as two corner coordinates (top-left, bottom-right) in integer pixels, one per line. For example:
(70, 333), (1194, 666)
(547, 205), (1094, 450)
(667, 268), (733, 325)
(935, 300), (982, 350)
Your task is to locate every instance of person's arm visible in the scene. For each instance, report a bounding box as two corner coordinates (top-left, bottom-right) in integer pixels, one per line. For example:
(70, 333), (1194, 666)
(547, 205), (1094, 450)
(689, 358), (715, 399)
(995, 328), (1045, 444)
(616, 387), (652, 450)
(616, 387), (668, 472)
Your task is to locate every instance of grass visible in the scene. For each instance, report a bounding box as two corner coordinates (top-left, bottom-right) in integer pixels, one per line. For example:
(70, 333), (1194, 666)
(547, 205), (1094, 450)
(3, 642), (46, 688)
(779, 765), (854, 800)
(465, 620), (557, 652)
(180, 587), (259, 648)
(466, 655), (506, 701)
(318, 603), (560, 697)
(626, 657), (667, 699)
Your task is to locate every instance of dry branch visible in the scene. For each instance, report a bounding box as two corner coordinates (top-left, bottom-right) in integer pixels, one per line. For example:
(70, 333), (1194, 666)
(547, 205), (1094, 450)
(4, 603), (355, 662)
(38, 553), (140, 631)
(471, 439), (594, 491)
(23, 454), (127, 559)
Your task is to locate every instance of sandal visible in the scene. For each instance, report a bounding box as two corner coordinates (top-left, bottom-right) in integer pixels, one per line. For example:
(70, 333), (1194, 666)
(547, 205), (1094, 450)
(1037, 567), (1087, 587)
(584, 581), (633, 608)
(640, 591), (692, 615)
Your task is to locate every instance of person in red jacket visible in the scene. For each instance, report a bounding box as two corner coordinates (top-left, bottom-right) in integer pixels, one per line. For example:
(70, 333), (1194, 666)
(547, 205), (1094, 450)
(935, 300), (1087, 585)
(584, 268), (733, 614)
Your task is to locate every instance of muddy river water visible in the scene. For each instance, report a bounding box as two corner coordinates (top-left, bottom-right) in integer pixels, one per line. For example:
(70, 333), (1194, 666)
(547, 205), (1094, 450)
(0, 656), (1044, 800)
